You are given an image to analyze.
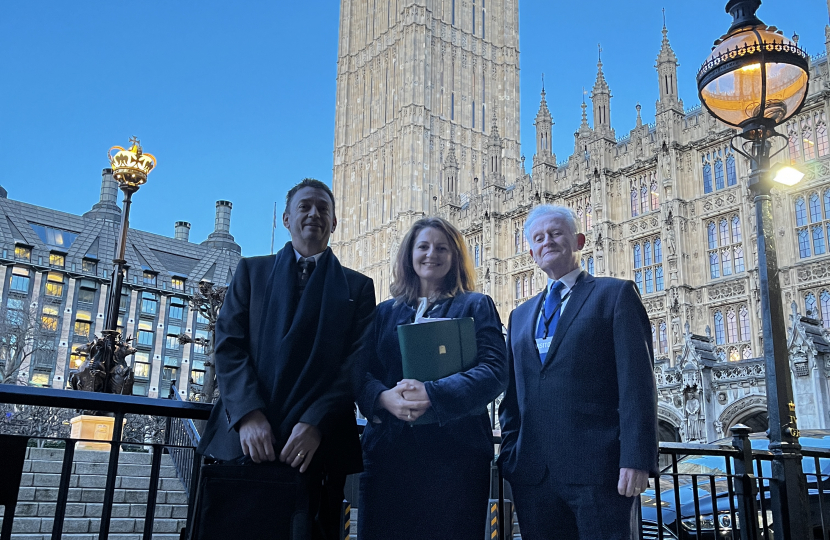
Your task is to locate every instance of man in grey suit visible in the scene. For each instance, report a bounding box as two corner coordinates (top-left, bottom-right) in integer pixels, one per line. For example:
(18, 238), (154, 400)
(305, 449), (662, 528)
(498, 204), (658, 540)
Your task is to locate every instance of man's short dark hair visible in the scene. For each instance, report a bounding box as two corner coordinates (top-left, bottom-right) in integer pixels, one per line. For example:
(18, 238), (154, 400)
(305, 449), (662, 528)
(284, 178), (336, 214)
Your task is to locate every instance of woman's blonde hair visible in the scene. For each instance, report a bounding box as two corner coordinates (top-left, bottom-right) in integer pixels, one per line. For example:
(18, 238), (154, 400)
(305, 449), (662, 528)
(390, 217), (477, 304)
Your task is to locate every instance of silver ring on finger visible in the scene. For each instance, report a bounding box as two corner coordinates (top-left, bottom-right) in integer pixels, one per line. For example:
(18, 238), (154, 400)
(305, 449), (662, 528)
(296, 452), (305, 460)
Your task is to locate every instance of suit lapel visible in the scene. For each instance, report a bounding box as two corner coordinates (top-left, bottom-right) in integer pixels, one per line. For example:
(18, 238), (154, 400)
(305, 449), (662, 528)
(543, 271), (595, 367)
(519, 291), (545, 369)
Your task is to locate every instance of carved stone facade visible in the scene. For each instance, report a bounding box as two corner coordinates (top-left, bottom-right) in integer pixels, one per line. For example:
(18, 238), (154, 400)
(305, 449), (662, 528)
(333, 4), (830, 439)
(331, 0), (522, 295)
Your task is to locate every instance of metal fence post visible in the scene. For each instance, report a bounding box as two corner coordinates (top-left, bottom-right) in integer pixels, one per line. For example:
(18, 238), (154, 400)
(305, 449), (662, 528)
(731, 424), (760, 540)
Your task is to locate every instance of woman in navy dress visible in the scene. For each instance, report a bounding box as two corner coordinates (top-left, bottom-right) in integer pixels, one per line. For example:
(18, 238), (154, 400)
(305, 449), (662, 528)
(357, 217), (508, 540)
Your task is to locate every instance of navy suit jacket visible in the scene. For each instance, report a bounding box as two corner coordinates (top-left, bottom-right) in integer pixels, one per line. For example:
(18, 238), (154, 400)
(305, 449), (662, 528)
(197, 244), (375, 476)
(357, 292), (508, 460)
(498, 271), (658, 487)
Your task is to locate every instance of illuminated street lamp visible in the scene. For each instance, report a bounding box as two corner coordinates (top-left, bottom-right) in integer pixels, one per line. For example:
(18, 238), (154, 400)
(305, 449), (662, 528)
(104, 139), (157, 336)
(69, 138), (156, 396)
(696, 1), (810, 538)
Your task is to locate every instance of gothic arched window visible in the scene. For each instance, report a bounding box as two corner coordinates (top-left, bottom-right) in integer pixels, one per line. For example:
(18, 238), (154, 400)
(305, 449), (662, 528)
(799, 229), (812, 258)
(714, 311), (725, 345)
(813, 226), (826, 256)
(641, 184), (648, 213)
(726, 308), (738, 342)
(650, 181), (659, 210)
(585, 205), (593, 231)
(708, 222), (717, 250)
(739, 305), (750, 340)
(644, 241), (652, 266)
(821, 290), (830, 329)
(817, 112), (829, 157)
(788, 121), (801, 163)
(803, 116), (816, 161)
(631, 190), (639, 217)
(726, 153), (737, 186)
(633, 244), (642, 269)
(703, 162), (713, 193)
(587, 257), (594, 275)
(806, 292), (818, 319)
(659, 321), (668, 353)
(795, 197), (808, 226)
(715, 158), (725, 190)
(810, 193), (822, 223)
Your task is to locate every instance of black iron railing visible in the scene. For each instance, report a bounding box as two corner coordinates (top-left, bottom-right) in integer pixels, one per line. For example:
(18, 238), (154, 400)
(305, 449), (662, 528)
(638, 427), (830, 540)
(0, 385), (211, 540)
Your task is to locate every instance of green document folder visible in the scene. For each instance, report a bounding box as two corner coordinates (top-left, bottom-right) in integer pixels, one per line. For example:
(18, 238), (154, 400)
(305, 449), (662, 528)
(397, 317), (477, 424)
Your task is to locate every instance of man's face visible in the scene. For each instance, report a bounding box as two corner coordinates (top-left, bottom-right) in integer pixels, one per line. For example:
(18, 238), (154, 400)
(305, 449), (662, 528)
(283, 186), (337, 253)
(528, 214), (585, 279)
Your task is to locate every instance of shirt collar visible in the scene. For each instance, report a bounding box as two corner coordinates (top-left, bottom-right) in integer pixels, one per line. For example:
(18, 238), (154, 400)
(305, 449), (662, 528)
(293, 248), (326, 263)
(546, 267), (583, 297)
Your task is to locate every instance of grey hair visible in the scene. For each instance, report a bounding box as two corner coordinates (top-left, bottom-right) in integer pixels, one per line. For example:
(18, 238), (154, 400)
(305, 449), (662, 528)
(524, 204), (581, 243)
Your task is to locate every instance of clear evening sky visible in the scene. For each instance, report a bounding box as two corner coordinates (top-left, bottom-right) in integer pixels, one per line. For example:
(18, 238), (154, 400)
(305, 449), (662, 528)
(1, 1), (826, 256)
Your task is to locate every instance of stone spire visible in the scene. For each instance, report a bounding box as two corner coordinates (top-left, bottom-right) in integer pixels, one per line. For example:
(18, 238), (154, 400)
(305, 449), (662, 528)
(636, 103), (643, 129)
(591, 44), (612, 133)
(443, 144), (460, 202)
(534, 77), (554, 163)
(655, 11), (683, 113)
(485, 107), (504, 188)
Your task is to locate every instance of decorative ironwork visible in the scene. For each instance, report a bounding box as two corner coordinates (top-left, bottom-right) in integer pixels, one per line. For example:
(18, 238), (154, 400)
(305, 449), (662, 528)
(69, 332), (136, 397)
(0, 403), (170, 444)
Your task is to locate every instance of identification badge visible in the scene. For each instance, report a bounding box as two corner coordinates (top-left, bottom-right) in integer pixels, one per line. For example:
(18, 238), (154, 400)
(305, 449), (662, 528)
(535, 337), (553, 361)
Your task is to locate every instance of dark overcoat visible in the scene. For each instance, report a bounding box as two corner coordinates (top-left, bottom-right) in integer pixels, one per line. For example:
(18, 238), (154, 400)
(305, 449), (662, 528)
(498, 271), (658, 487)
(197, 243), (375, 476)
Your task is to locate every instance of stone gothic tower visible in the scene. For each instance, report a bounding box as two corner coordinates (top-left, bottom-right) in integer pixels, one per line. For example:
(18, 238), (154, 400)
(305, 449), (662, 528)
(331, 0), (521, 298)
(655, 21), (683, 114)
(591, 50), (613, 139)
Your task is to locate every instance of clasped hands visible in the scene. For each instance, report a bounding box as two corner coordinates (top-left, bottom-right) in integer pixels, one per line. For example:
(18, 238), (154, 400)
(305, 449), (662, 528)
(238, 409), (320, 472)
(379, 379), (432, 422)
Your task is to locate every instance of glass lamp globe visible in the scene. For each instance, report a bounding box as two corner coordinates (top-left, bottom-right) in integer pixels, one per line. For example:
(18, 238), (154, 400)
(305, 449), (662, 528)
(696, 0), (809, 135)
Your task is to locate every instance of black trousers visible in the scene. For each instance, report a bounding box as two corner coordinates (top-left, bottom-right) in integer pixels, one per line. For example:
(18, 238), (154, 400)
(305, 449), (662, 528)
(510, 469), (638, 540)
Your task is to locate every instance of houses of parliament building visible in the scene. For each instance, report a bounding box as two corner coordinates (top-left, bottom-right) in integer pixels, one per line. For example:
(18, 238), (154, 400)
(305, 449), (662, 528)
(330, 0), (830, 442)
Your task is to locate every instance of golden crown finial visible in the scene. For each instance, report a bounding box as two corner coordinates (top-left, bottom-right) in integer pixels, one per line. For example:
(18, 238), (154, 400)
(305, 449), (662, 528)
(108, 137), (157, 190)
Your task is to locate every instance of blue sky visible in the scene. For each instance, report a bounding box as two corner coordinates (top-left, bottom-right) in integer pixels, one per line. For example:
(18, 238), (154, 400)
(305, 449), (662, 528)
(1, 1), (826, 256)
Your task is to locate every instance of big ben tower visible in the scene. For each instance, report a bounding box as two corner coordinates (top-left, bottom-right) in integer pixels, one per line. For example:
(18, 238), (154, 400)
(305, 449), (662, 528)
(332, 0), (521, 299)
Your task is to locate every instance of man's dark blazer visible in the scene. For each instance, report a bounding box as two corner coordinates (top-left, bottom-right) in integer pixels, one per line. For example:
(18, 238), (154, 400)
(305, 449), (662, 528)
(498, 271), (658, 487)
(197, 243), (375, 477)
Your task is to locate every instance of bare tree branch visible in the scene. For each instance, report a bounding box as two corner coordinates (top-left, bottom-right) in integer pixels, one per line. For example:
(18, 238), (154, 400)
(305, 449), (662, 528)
(0, 300), (58, 385)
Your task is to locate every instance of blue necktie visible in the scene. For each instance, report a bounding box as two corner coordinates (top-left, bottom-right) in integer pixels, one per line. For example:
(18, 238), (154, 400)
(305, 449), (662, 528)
(536, 281), (565, 340)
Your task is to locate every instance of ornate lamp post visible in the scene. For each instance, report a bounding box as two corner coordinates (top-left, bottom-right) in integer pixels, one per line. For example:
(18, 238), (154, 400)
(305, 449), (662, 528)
(696, 1), (810, 538)
(69, 138), (156, 396)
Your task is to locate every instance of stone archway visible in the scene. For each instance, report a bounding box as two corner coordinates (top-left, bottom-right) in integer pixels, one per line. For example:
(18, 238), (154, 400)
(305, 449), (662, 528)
(718, 395), (768, 436)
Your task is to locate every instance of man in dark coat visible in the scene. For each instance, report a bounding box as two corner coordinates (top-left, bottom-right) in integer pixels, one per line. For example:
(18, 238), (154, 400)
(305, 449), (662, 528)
(197, 178), (375, 539)
(498, 204), (658, 540)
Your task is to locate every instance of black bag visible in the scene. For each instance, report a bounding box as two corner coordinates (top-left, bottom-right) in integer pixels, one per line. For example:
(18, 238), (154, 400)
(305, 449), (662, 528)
(189, 458), (316, 540)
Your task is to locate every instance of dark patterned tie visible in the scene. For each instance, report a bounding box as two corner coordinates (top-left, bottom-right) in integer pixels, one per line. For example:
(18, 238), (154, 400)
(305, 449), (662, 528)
(298, 257), (316, 294)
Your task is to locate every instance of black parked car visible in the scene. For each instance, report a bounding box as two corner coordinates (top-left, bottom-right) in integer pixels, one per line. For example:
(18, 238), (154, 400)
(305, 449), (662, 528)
(639, 430), (830, 540)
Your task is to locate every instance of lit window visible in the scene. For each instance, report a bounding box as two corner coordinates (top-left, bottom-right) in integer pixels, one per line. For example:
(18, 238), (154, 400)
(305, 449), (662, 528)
(133, 351), (151, 379)
(166, 324), (181, 350)
(49, 253), (65, 268)
(45, 272), (64, 298)
(630, 190), (639, 217)
(29, 224), (78, 249)
(15, 245), (31, 261)
(172, 277), (185, 291)
(143, 271), (157, 286)
(10, 267), (30, 293)
(82, 259), (97, 274)
(141, 292), (158, 315)
(137, 319), (154, 346)
(30, 373), (50, 386)
(41, 305), (59, 332)
(802, 116), (816, 161)
(650, 180), (659, 210)
(73, 310), (92, 340)
(585, 205), (593, 230)
(69, 351), (85, 369)
(817, 112), (829, 157)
